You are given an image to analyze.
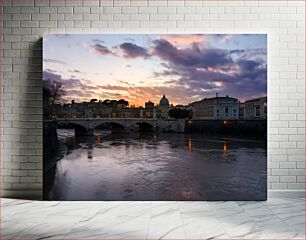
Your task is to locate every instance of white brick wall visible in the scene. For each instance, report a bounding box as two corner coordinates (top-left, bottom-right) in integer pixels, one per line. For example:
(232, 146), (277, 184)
(1, 0), (305, 198)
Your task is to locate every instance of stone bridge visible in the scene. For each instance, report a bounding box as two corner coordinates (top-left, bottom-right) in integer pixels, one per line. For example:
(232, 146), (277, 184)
(46, 118), (185, 136)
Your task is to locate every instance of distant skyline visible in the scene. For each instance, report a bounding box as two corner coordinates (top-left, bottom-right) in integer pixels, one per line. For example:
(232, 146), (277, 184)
(43, 34), (267, 107)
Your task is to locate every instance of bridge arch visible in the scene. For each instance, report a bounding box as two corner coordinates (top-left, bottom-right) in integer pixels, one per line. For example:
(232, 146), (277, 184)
(57, 121), (89, 136)
(94, 121), (125, 130)
(136, 121), (155, 131)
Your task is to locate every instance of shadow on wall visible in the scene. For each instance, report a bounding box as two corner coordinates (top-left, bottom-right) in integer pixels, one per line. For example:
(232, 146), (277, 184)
(10, 38), (43, 200)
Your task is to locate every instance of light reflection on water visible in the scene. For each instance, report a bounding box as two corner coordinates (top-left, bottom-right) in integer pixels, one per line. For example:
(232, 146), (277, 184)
(46, 129), (267, 200)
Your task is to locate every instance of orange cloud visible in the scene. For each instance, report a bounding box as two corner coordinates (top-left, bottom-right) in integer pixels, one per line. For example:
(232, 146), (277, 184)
(159, 34), (206, 47)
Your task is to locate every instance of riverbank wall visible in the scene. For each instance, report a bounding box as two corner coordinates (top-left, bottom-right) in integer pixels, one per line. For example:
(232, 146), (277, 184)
(43, 121), (59, 167)
(185, 119), (267, 138)
(157, 119), (185, 133)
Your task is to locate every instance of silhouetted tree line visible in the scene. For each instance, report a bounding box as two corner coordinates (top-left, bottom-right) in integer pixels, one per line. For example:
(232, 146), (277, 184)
(99, 99), (129, 108)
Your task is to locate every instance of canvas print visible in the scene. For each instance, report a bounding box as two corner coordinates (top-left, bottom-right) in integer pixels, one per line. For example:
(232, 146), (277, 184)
(43, 34), (267, 200)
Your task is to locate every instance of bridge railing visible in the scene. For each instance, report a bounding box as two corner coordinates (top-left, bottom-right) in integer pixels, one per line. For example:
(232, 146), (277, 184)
(49, 117), (157, 121)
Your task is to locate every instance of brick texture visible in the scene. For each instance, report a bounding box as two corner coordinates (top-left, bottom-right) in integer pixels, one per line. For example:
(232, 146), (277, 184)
(1, 0), (305, 197)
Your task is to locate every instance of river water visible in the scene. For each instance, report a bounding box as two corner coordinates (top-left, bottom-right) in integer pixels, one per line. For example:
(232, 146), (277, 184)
(45, 129), (267, 201)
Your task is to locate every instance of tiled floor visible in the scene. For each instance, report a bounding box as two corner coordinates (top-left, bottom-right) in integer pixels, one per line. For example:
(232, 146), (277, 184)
(2, 198), (305, 239)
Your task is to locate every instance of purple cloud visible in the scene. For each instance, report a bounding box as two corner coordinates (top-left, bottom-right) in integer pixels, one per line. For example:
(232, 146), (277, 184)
(238, 59), (260, 71)
(43, 70), (62, 82)
(152, 39), (232, 68)
(93, 39), (105, 44)
(43, 58), (66, 65)
(119, 42), (150, 59)
(151, 39), (266, 101)
(230, 49), (245, 54)
(43, 70), (97, 92)
(68, 69), (83, 74)
(91, 43), (116, 56)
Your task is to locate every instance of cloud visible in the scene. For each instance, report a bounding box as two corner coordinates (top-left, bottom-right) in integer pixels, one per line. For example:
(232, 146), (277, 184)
(91, 43), (116, 56)
(230, 49), (245, 54)
(238, 48), (267, 63)
(43, 70), (62, 82)
(151, 38), (267, 101)
(44, 70), (81, 87)
(237, 59), (260, 71)
(119, 80), (134, 86)
(93, 39), (105, 44)
(68, 69), (83, 74)
(124, 37), (136, 42)
(43, 70), (134, 103)
(152, 39), (232, 68)
(92, 84), (208, 106)
(66, 89), (89, 97)
(119, 42), (150, 59)
(43, 69), (197, 105)
(215, 34), (233, 43)
(43, 58), (66, 65)
(45, 68), (57, 73)
(43, 70), (97, 93)
(159, 34), (206, 46)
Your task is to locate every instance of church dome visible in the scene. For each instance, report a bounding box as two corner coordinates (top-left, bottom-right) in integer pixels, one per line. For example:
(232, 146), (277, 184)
(159, 94), (169, 107)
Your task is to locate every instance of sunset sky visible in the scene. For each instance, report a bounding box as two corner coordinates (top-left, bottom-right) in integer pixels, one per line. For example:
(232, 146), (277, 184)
(43, 34), (267, 107)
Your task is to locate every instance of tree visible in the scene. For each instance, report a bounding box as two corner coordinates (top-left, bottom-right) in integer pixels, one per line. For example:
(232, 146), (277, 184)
(168, 108), (192, 119)
(102, 99), (111, 106)
(118, 99), (129, 107)
(43, 79), (65, 105)
(101, 99), (128, 108)
(110, 100), (118, 107)
(90, 99), (98, 103)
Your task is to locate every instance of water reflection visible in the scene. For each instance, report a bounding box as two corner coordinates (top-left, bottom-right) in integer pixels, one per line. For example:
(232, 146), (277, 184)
(188, 139), (192, 152)
(46, 129), (267, 201)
